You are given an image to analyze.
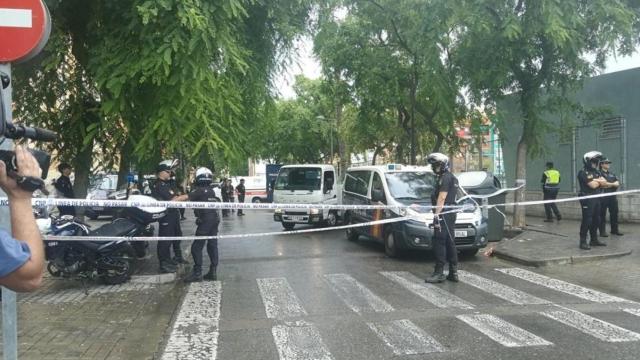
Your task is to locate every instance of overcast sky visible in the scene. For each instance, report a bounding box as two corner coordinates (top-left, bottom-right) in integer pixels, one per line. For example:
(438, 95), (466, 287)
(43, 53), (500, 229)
(274, 36), (640, 99)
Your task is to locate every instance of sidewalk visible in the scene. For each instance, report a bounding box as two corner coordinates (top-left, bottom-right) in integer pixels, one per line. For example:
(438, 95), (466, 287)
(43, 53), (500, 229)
(493, 217), (638, 266)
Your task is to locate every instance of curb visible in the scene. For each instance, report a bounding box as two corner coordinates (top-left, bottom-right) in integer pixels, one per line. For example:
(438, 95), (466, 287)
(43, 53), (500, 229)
(493, 248), (633, 267)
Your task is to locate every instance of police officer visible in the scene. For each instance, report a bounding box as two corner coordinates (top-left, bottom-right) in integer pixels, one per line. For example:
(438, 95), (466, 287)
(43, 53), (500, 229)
(577, 151), (610, 250)
(153, 160), (189, 273)
(220, 178), (229, 217)
(541, 161), (562, 222)
(425, 153), (460, 283)
(599, 158), (623, 237)
(185, 167), (221, 282)
(54, 163), (76, 216)
(236, 178), (246, 216)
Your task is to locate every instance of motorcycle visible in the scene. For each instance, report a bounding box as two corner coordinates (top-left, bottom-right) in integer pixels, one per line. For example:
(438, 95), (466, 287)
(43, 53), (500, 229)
(44, 195), (166, 285)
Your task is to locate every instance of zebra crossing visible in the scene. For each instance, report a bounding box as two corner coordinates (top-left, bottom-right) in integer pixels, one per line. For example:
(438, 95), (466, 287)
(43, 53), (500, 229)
(163, 267), (640, 359)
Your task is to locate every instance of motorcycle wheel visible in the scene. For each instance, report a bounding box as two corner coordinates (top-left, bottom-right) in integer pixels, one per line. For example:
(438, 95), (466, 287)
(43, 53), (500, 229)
(100, 245), (137, 285)
(47, 262), (63, 277)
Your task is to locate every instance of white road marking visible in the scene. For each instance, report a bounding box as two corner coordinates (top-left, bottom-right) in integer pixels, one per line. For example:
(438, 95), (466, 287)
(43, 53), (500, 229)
(323, 273), (394, 314)
(0, 8), (32, 28)
(367, 319), (445, 355)
(496, 268), (635, 304)
(457, 314), (553, 347)
(457, 270), (550, 305)
(380, 271), (474, 309)
(19, 282), (155, 304)
(541, 306), (640, 342)
(623, 308), (640, 317)
(162, 281), (222, 360)
(257, 278), (308, 319)
(272, 320), (334, 360)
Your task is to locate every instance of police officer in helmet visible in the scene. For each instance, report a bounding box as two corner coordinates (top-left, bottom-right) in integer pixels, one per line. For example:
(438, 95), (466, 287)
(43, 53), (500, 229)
(153, 160), (189, 273)
(425, 153), (460, 283)
(185, 167), (221, 282)
(577, 151), (611, 250)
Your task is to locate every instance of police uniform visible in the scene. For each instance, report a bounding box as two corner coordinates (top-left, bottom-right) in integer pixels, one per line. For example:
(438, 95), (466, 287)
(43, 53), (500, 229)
(577, 166), (604, 249)
(431, 171), (459, 273)
(153, 179), (183, 269)
(599, 166), (621, 236)
(54, 174), (76, 216)
(541, 166), (561, 221)
(188, 185), (221, 278)
(236, 181), (246, 215)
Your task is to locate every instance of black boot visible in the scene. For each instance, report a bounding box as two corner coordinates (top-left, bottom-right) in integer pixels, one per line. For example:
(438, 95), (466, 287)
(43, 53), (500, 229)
(446, 264), (459, 282)
(184, 270), (203, 283)
(173, 256), (189, 265)
(579, 238), (591, 250)
(425, 265), (446, 283)
(204, 266), (217, 281)
(590, 238), (607, 246)
(159, 261), (177, 273)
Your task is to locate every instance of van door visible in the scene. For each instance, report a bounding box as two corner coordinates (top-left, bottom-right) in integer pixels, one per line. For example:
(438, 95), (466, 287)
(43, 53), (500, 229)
(369, 171), (387, 240)
(343, 170), (372, 227)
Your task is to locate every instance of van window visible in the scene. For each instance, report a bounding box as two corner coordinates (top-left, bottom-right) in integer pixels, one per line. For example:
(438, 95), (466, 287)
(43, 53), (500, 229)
(384, 172), (434, 201)
(344, 171), (371, 196)
(371, 172), (386, 202)
(323, 170), (335, 191)
(275, 167), (322, 191)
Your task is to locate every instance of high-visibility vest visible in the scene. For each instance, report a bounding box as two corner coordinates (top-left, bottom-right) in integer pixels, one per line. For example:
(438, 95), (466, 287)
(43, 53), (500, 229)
(544, 169), (560, 185)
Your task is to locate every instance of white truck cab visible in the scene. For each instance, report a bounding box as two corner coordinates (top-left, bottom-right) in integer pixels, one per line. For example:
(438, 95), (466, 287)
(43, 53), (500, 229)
(272, 164), (340, 230)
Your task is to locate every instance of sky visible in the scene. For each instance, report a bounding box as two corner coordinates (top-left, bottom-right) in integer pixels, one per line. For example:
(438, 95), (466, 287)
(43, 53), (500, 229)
(274, 36), (640, 99)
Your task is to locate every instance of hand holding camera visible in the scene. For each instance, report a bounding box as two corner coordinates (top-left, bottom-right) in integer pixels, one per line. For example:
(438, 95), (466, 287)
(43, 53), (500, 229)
(0, 145), (43, 198)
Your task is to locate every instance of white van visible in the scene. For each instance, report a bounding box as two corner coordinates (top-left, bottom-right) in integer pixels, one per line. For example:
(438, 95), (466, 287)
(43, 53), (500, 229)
(272, 164), (340, 230)
(342, 164), (488, 257)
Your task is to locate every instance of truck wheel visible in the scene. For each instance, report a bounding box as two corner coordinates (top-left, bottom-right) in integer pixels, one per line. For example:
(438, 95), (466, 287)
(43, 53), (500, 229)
(460, 248), (479, 257)
(325, 211), (337, 227)
(384, 230), (399, 258)
(252, 197), (261, 203)
(282, 222), (295, 231)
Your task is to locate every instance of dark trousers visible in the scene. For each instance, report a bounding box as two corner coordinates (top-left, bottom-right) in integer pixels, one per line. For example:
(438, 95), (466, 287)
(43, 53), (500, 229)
(191, 220), (219, 273)
(434, 213), (458, 268)
(579, 197), (601, 242)
(222, 195), (229, 216)
(237, 195), (245, 214)
(599, 195), (619, 234)
(543, 187), (561, 219)
(58, 206), (76, 216)
(172, 221), (183, 259)
(158, 212), (180, 265)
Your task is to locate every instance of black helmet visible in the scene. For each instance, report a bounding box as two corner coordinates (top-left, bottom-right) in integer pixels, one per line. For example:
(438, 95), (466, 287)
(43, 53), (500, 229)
(195, 167), (213, 185)
(427, 152), (450, 174)
(583, 151), (603, 168)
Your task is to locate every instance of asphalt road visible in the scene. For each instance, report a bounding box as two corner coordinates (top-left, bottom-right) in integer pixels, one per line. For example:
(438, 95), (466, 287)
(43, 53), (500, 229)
(160, 211), (640, 360)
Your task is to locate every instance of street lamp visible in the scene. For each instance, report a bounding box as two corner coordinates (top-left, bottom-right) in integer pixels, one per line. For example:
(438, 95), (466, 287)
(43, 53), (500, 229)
(317, 115), (333, 164)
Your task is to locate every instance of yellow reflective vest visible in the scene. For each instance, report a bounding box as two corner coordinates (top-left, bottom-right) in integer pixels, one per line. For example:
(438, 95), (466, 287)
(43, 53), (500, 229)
(543, 169), (560, 185)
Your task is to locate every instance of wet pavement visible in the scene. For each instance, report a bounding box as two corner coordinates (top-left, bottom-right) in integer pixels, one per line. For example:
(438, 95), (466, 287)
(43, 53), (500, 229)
(2, 211), (640, 359)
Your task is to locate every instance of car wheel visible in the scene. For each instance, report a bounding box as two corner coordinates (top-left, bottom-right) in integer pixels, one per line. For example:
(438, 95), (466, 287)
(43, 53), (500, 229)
(325, 211), (337, 227)
(252, 197), (261, 203)
(384, 230), (398, 258)
(460, 248), (479, 257)
(282, 222), (295, 231)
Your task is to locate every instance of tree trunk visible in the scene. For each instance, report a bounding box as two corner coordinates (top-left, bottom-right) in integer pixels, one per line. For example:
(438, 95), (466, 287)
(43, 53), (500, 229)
(513, 137), (527, 228)
(73, 142), (93, 218)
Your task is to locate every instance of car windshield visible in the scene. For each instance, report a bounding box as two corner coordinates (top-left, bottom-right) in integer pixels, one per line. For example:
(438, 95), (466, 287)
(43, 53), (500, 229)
(384, 172), (435, 201)
(275, 167), (322, 191)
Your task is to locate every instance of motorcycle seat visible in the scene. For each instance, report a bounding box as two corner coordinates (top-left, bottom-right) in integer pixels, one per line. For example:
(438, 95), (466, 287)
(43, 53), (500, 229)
(89, 218), (138, 238)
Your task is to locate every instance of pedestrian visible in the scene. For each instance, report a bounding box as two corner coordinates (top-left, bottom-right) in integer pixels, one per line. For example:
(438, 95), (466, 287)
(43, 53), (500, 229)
(541, 161), (562, 222)
(577, 151), (610, 250)
(220, 178), (229, 217)
(425, 152), (459, 283)
(184, 167), (221, 282)
(153, 160), (189, 273)
(53, 163), (75, 216)
(226, 178), (235, 213)
(599, 158), (623, 237)
(236, 178), (246, 216)
(0, 145), (45, 292)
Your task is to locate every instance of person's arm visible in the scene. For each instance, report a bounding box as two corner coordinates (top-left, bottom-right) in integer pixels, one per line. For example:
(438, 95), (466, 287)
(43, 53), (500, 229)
(541, 173), (547, 185)
(0, 146), (44, 291)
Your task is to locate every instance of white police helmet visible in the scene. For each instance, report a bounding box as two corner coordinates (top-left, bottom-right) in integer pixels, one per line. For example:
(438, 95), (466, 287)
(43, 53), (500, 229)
(195, 167), (213, 185)
(157, 159), (178, 173)
(583, 151), (603, 166)
(427, 152), (450, 174)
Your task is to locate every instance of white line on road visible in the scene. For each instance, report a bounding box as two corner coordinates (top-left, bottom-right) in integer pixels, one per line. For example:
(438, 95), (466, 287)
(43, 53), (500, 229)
(162, 281), (222, 360)
(380, 271), (474, 309)
(367, 319), (445, 355)
(496, 268), (635, 304)
(257, 278), (308, 319)
(541, 306), (640, 342)
(457, 270), (550, 305)
(623, 308), (640, 317)
(324, 273), (395, 314)
(0, 8), (32, 28)
(272, 320), (334, 360)
(457, 314), (553, 347)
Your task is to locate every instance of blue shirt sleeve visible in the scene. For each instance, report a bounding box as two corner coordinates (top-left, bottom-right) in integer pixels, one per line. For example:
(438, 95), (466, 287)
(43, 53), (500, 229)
(0, 229), (31, 278)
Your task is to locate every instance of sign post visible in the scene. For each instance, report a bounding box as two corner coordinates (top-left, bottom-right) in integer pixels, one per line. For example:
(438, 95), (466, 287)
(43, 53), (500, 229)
(0, 1), (51, 359)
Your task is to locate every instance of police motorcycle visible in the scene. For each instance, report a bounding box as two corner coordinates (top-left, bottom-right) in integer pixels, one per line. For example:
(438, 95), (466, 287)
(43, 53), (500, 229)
(44, 195), (166, 285)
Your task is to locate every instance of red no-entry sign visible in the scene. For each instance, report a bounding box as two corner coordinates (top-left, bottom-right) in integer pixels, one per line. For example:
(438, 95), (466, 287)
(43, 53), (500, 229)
(0, 0), (51, 63)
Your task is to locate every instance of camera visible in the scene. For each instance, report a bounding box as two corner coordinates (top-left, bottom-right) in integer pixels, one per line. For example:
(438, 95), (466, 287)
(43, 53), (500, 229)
(1, 71), (56, 191)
